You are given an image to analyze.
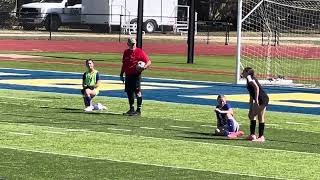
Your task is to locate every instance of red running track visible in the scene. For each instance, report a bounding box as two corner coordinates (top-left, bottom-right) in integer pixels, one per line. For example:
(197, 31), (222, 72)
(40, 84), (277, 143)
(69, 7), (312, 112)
(0, 39), (236, 56)
(1, 40), (318, 59)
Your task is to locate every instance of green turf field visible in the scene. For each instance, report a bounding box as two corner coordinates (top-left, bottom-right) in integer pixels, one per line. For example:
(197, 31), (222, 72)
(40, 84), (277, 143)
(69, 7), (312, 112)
(0, 90), (320, 179)
(0, 52), (320, 179)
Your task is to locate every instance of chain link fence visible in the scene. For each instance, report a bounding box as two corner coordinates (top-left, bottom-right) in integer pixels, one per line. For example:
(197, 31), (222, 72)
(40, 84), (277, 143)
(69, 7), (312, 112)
(0, 11), (235, 44)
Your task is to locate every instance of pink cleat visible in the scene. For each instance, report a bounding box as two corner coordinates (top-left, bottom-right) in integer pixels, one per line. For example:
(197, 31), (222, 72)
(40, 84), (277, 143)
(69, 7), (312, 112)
(252, 136), (265, 142)
(247, 134), (257, 141)
(237, 131), (244, 137)
(228, 132), (238, 139)
(228, 131), (244, 139)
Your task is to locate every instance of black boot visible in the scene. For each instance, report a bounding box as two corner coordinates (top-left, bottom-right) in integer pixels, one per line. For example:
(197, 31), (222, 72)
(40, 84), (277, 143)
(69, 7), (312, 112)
(134, 108), (141, 116)
(123, 107), (135, 116)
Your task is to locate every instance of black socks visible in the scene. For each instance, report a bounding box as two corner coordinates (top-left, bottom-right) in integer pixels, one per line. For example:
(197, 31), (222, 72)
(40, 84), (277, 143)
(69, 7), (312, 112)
(250, 120), (256, 135)
(127, 92), (134, 110)
(259, 123), (265, 137)
(250, 120), (265, 137)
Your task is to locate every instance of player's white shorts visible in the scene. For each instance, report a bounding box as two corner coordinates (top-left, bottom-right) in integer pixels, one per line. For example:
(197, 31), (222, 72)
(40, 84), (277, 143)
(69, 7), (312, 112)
(229, 118), (240, 132)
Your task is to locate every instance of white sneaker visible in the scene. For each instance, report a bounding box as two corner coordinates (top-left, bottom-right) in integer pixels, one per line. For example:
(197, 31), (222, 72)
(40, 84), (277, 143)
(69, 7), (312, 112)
(93, 103), (107, 110)
(100, 105), (107, 110)
(84, 106), (93, 112)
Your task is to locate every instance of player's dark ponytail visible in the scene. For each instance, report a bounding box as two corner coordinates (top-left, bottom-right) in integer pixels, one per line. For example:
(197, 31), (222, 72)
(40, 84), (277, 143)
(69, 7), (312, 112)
(244, 67), (254, 77)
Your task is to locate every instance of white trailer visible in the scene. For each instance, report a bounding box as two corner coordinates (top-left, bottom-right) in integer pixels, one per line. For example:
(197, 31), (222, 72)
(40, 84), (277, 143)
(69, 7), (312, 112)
(81, 0), (188, 33)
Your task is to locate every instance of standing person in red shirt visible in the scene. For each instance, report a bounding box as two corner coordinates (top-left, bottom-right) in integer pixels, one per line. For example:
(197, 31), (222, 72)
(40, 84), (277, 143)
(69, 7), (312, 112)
(120, 38), (151, 116)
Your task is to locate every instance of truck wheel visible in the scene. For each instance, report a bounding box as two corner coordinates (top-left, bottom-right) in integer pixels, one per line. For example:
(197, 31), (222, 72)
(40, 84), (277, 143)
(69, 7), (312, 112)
(143, 20), (157, 33)
(130, 18), (137, 24)
(45, 15), (61, 32)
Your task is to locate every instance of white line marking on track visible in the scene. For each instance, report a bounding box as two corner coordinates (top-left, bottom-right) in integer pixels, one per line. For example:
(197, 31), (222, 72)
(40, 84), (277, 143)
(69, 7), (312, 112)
(0, 146), (289, 180)
(107, 128), (131, 132)
(31, 49), (43, 52)
(8, 132), (32, 136)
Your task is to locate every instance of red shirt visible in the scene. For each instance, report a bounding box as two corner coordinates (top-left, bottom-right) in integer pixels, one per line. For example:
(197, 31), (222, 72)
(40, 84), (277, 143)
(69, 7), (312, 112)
(122, 48), (149, 76)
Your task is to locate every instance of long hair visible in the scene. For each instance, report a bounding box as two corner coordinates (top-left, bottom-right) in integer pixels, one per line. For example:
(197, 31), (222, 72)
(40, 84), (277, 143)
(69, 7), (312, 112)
(243, 67), (254, 77)
(85, 59), (93, 65)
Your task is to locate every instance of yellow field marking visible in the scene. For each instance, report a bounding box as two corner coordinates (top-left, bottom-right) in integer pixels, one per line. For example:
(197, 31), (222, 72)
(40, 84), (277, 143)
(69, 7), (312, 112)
(0, 79), (207, 91)
(183, 93), (320, 108)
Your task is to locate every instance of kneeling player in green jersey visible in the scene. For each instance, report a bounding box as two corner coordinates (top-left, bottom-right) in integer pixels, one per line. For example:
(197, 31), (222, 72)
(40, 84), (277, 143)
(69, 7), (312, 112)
(81, 59), (105, 112)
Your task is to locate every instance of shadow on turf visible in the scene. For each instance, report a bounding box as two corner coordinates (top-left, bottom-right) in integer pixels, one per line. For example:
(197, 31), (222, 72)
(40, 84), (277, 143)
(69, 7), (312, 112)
(62, 110), (124, 116)
(40, 106), (124, 116)
(266, 139), (320, 146)
(181, 130), (320, 146)
(0, 112), (119, 127)
(176, 131), (250, 142)
(38, 96), (63, 100)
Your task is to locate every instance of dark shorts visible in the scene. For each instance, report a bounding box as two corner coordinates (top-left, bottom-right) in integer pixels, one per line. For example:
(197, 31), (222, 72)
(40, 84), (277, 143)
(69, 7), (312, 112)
(81, 86), (94, 95)
(125, 74), (141, 93)
(259, 96), (269, 106)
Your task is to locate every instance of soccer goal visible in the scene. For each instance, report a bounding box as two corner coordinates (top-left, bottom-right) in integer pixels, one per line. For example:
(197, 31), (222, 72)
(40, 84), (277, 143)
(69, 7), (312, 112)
(236, 0), (320, 87)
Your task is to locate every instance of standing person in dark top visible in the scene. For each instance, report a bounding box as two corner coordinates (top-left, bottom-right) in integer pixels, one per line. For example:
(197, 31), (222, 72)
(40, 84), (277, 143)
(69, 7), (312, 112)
(120, 37), (151, 116)
(241, 67), (269, 142)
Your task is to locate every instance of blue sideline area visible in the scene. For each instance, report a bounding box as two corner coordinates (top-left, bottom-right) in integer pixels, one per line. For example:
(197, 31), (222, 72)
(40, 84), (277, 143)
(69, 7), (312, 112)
(0, 68), (319, 115)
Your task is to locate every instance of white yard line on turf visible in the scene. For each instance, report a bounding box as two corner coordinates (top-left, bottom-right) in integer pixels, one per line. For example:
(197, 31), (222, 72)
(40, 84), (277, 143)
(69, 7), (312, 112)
(140, 127), (157, 130)
(8, 132), (33, 136)
(64, 129), (90, 132)
(0, 96), (52, 102)
(0, 146), (290, 180)
(200, 125), (215, 128)
(44, 131), (67, 135)
(107, 128), (131, 132)
(0, 102), (28, 106)
(267, 124), (279, 126)
(170, 126), (192, 129)
(1, 122), (320, 156)
(286, 122), (309, 125)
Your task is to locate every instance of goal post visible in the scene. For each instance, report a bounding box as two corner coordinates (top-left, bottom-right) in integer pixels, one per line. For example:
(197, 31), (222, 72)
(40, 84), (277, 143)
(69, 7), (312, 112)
(236, 0), (320, 87)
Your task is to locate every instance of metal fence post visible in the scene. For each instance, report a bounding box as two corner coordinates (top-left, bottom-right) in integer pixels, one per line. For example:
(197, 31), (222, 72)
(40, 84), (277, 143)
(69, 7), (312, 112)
(206, 23), (209, 44)
(225, 22), (230, 45)
(119, 14), (122, 42)
(49, 13), (52, 40)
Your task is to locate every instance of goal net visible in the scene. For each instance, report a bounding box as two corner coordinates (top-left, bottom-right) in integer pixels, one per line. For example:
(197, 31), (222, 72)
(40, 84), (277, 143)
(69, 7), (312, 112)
(236, 0), (320, 87)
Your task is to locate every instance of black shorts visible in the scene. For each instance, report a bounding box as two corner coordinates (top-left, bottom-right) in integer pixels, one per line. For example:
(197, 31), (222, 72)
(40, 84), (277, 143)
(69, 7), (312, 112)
(81, 86), (95, 95)
(259, 96), (269, 106)
(125, 74), (141, 93)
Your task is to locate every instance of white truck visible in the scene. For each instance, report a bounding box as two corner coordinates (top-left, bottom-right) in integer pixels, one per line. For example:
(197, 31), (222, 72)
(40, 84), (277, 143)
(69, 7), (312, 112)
(81, 0), (189, 33)
(19, 0), (82, 31)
